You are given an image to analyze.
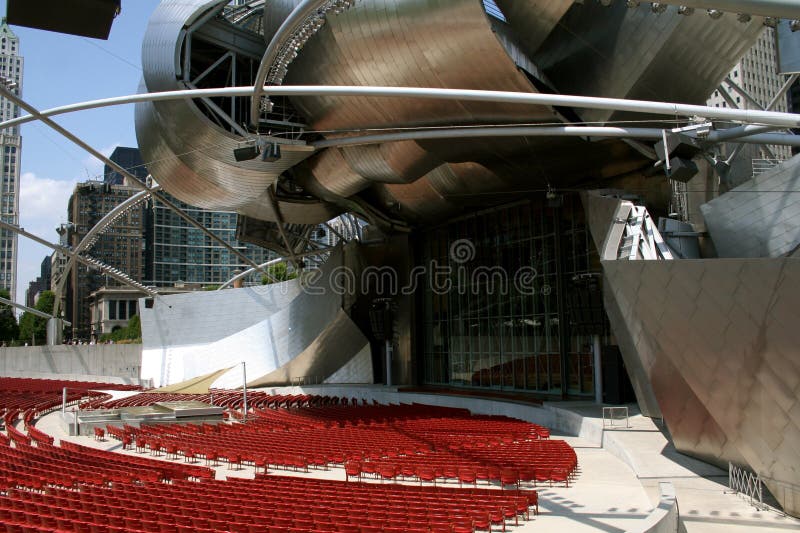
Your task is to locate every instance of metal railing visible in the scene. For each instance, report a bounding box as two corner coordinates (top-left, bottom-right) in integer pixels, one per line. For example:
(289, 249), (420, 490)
(602, 406), (631, 428)
(727, 462), (766, 510)
(289, 375), (325, 386)
(752, 158), (783, 178)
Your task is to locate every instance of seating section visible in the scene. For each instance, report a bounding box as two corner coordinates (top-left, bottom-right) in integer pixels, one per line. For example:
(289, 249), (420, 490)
(0, 378), (562, 532)
(0, 475), (537, 532)
(81, 391), (353, 410)
(112, 401), (577, 486)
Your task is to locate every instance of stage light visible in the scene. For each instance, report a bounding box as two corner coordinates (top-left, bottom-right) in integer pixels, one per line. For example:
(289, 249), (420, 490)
(737, 13), (751, 23)
(707, 9), (723, 20)
(790, 20), (800, 32)
(764, 17), (779, 28)
(678, 6), (694, 15)
(651, 3), (667, 14)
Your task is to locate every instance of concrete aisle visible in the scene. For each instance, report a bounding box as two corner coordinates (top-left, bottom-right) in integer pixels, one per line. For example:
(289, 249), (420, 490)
(555, 403), (800, 532)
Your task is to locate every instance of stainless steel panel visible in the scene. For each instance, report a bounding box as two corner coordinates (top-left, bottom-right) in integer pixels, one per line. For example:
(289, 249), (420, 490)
(701, 154), (800, 258)
(140, 244), (372, 388)
(494, 0), (571, 58)
(136, 0), (334, 224)
(534, 2), (764, 123)
(603, 257), (800, 517)
(137, 1), (757, 226)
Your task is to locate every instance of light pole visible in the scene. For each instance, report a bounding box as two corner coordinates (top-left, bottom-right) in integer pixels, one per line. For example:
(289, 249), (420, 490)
(241, 361), (248, 423)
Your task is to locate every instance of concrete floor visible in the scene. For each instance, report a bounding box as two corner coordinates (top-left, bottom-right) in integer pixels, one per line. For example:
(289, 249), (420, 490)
(555, 403), (800, 532)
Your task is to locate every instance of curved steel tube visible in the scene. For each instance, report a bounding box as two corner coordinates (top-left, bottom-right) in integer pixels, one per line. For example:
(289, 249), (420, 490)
(311, 125), (800, 149)
(0, 81), (268, 287)
(0, 219), (158, 299)
(250, 0), (328, 126)
(2, 86), (799, 132)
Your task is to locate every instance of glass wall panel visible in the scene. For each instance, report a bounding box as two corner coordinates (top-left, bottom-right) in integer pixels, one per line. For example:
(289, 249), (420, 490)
(420, 197), (600, 396)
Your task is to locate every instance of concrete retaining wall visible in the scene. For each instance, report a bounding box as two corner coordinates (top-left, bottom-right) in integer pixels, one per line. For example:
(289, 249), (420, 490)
(0, 345), (142, 383)
(627, 482), (679, 533)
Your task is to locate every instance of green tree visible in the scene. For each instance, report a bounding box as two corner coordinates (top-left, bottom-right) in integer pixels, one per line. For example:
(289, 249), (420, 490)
(99, 313), (141, 343)
(261, 262), (297, 285)
(0, 289), (19, 343)
(18, 290), (55, 346)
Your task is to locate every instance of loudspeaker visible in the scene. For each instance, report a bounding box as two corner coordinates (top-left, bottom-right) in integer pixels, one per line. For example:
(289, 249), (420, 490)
(144, 298), (154, 309)
(233, 145), (260, 162)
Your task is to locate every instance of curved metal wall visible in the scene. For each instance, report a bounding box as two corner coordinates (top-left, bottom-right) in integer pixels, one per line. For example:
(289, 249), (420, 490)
(532, 2), (765, 124)
(136, 0), (764, 226)
(135, 0), (335, 225)
(140, 245), (372, 389)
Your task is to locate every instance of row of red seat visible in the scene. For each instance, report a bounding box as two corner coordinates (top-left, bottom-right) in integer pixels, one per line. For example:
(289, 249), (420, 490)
(82, 391), (356, 411)
(0, 377), (139, 392)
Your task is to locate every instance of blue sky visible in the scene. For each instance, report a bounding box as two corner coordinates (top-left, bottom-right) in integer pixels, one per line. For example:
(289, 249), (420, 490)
(1, 0), (161, 304)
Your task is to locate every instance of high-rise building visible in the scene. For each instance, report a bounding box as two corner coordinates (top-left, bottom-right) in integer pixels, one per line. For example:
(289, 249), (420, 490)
(64, 180), (143, 339)
(144, 184), (272, 287)
(104, 146), (148, 185)
(707, 27), (793, 166)
(24, 255), (51, 309)
(0, 19), (22, 302)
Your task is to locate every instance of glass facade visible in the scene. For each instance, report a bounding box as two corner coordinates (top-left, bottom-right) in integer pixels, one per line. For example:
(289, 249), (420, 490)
(419, 196), (603, 397)
(146, 192), (272, 286)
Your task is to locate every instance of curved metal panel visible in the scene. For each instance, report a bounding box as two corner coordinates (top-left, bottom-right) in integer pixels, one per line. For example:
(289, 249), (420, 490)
(284, 0), (551, 131)
(494, 0), (572, 58)
(534, 2), (765, 123)
(136, 0), (334, 224)
(140, 245), (372, 389)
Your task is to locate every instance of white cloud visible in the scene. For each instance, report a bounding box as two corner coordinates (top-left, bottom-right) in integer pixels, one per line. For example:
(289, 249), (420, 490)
(15, 172), (79, 304)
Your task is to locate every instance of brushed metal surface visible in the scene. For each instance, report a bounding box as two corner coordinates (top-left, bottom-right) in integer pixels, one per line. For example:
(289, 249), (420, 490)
(701, 155), (800, 258)
(603, 257), (800, 517)
(137, 1), (761, 226)
(494, 0), (571, 58)
(136, 0), (335, 224)
(140, 244), (372, 389)
(534, 2), (764, 124)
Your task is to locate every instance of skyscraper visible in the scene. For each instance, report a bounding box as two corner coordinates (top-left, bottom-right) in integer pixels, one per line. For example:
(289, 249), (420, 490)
(0, 19), (22, 302)
(104, 146), (148, 185)
(706, 27), (793, 176)
(64, 180), (144, 339)
(144, 184), (272, 287)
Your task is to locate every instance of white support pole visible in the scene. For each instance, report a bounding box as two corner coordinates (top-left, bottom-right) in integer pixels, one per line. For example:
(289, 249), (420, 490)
(62, 387), (67, 415)
(242, 361), (248, 423)
(385, 340), (392, 387)
(593, 335), (603, 405)
(3, 86), (800, 132)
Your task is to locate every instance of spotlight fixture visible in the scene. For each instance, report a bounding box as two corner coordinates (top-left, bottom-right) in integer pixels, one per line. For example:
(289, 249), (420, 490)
(261, 143), (282, 163)
(626, 0), (640, 7)
(736, 13), (751, 23)
(233, 143), (260, 162)
(707, 9), (723, 19)
(651, 2), (667, 14)
(764, 17), (779, 28)
(677, 6), (694, 15)
(790, 19), (800, 32)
